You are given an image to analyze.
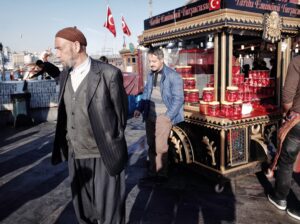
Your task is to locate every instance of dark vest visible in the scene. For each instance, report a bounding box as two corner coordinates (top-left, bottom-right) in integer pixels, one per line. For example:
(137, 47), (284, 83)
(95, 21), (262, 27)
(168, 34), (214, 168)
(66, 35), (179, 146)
(64, 75), (100, 159)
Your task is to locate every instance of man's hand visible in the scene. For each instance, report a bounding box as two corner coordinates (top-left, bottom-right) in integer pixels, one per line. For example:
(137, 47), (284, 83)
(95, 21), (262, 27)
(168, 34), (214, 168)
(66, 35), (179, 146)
(133, 110), (141, 118)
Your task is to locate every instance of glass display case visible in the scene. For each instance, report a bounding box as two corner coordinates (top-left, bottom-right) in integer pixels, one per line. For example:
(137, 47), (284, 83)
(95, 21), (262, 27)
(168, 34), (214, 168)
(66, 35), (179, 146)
(175, 47), (214, 106)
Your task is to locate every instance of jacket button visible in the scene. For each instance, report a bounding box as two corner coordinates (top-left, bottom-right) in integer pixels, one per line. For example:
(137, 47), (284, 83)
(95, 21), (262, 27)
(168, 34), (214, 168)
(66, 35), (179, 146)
(72, 112), (75, 115)
(71, 126), (75, 129)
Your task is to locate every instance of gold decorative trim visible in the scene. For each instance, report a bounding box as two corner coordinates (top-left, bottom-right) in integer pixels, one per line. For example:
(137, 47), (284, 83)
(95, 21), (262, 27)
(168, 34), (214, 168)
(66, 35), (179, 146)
(202, 136), (217, 166)
(263, 11), (282, 43)
(140, 9), (300, 45)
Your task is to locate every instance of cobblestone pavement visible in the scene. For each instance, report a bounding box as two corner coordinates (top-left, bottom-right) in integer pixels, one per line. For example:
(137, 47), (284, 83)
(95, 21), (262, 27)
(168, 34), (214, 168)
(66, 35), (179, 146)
(0, 118), (299, 224)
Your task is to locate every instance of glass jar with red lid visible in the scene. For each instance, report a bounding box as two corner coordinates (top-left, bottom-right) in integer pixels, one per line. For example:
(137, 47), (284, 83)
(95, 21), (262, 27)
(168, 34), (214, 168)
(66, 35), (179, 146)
(202, 87), (214, 102)
(199, 100), (209, 115)
(233, 100), (242, 116)
(208, 101), (220, 116)
(226, 86), (239, 102)
(184, 78), (196, 89)
(184, 89), (199, 103)
(221, 101), (233, 117)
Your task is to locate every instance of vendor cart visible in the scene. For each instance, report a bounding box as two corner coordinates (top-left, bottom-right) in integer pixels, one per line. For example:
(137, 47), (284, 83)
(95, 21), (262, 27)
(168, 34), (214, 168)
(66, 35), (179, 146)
(139, 0), (300, 192)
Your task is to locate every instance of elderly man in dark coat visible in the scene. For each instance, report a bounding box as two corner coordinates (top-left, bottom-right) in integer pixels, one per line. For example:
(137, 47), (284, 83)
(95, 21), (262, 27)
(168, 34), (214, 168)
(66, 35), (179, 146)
(52, 26), (128, 224)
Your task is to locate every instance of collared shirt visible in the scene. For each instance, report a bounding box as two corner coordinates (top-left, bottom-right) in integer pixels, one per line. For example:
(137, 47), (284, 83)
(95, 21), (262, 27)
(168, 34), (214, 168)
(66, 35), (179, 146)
(70, 57), (91, 92)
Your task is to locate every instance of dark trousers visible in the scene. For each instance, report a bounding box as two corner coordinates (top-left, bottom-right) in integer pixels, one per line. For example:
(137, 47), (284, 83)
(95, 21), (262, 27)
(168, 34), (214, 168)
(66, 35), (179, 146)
(275, 122), (300, 200)
(68, 156), (125, 224)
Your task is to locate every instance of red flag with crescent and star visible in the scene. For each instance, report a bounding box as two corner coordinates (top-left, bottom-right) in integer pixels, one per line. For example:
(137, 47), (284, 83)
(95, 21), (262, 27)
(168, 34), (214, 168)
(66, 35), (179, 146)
(122, 16), (131, 36)
(209, 0), (221, 11)
(104, 6), (116, 37)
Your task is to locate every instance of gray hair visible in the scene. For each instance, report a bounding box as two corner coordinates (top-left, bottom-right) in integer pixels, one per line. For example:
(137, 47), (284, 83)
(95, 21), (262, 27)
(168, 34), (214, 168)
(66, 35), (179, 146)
(148, 48), (164, 60)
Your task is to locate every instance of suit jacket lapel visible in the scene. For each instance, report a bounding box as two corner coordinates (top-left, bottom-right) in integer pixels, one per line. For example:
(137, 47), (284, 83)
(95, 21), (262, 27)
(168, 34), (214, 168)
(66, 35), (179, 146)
(58, 69), (70, 104)
(87, 59), (102, 107)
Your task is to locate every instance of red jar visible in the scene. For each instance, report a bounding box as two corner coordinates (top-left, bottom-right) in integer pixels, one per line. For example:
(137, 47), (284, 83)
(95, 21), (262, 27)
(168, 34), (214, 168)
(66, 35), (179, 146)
(206, 82), (214, 87)
(199, 101), (209, 115)
(226, 86), (239, 102)
(232, 66), (240, 75)
(239, 74), (244, 83)
(252, 70), (258, 78)
(232, 76), (240, 85)
(243, 91), (252, 102)
(175, 66), (192, 74)
(221, 101), (233, 117)
(208, 101), (220, 116)
(184, 89), (199, 103)
(233, 100), (242, 116)
(202, 87), (214, 102)
(184, 78), (196, 89)
(261, 78), (269, 87)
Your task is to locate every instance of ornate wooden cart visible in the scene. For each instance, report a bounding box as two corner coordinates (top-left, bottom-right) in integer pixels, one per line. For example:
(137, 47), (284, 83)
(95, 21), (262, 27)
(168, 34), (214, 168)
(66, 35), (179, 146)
(139, 0), (300, 191)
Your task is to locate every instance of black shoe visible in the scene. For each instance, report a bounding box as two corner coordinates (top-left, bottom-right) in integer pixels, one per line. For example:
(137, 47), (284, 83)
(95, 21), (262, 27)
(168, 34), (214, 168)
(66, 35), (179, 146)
(287, 208), (300, 221)
(267, 194), (287, 210)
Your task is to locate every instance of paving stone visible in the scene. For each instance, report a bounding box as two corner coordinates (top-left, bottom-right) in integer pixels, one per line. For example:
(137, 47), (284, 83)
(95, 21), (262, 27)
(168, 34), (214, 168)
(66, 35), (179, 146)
(0, 118), (299, 224)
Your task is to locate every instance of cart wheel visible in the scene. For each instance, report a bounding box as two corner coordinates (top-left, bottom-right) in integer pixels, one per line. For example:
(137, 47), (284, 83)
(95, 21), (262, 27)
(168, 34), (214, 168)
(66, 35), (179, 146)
(214, 183), (224, 193)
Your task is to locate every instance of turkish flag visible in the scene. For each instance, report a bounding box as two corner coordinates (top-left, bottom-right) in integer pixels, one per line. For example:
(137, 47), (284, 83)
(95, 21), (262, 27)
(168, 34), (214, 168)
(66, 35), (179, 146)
(209, 0), (221, 11)
(104, 6), (116, 37)
(122, 16), (131, 36)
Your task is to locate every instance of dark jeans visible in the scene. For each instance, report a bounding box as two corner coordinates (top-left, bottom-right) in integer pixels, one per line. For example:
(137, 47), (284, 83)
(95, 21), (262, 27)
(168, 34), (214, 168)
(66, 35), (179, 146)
(275, 122), (300, 200)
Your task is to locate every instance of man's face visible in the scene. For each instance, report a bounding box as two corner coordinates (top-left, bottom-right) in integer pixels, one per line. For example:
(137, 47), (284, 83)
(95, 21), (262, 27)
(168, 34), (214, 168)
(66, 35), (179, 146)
(54, 37), (77, 68)
(148, 54), (164, 73)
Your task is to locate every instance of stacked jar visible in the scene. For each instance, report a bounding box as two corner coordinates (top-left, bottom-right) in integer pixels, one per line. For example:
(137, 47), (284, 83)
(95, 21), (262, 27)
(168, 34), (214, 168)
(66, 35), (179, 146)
(183, 77), (196, 89)
(226, 86), (239, 102)
(176, 65), (200, 104)
(208, 101), (220, 116)
(200, 87), (215, 115)
(248, 70), (274, 100)
(202, 87), (214, 102)
(225, 86), (242, 117)
(175, 66), (193, 78)
(233, 100), (243, 116)
(220, 101), (233, 117)
(184, 89), (199, 103)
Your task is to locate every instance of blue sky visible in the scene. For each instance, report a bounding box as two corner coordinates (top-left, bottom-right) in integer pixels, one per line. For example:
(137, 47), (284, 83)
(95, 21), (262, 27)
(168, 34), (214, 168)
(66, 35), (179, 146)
(0, 0), (187, 55)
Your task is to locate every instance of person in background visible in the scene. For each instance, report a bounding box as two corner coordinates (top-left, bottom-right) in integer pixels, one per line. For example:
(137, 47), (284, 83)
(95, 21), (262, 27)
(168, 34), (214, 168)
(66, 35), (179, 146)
(252, 60), (260, 70)
(260, 60), (269, 70)
(52, 26), (128, 224)
(28, 59), (60, 80)
(134, 48), (184, 184)
(267, 55), (300, 221)
(99, 55), (109, 64)
(242, 64), (250, 78)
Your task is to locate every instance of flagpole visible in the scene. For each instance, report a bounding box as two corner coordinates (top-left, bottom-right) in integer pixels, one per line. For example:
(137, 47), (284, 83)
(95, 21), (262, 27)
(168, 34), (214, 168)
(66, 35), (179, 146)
(105, 4), (108, 26)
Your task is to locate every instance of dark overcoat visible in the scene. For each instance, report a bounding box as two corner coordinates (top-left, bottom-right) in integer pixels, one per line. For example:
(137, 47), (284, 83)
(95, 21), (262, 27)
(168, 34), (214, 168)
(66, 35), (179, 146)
(52, 58), (128, 176)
